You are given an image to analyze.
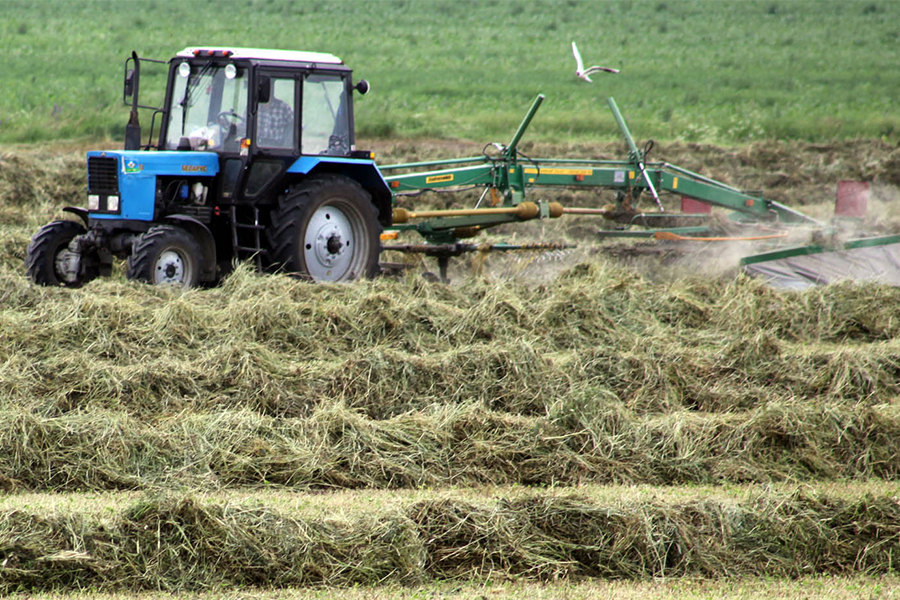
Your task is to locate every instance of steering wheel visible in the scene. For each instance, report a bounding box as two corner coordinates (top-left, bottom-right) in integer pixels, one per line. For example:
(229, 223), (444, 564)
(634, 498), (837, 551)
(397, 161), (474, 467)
(217, 110), (245, 129)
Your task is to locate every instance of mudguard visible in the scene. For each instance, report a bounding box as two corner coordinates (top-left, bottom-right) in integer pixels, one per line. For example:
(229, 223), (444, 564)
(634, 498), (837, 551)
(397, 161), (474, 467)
(287, 156), (392, 225)
(62, 206), (90, 226)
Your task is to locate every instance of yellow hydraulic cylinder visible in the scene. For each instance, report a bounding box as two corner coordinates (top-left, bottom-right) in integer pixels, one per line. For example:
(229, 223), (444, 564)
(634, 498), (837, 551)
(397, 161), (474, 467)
(392, 201), (546, 224)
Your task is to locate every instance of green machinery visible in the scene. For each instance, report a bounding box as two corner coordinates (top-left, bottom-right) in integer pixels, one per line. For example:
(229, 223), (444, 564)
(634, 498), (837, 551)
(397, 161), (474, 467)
(378, 94), (825, 280)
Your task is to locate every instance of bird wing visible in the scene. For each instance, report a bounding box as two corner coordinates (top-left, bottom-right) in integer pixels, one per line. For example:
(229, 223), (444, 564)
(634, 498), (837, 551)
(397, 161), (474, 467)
(572, 41), (585, 72)
(585, 66), (620, 75)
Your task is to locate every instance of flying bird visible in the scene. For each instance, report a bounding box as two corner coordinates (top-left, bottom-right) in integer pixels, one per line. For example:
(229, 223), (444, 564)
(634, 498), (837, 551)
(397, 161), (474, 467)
(572, 41), (619, 82)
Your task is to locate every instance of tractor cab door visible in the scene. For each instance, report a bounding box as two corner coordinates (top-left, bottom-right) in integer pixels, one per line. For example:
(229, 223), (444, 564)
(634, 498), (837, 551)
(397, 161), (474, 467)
(236, 70), (354, 202)
(237, 72), (300, 202)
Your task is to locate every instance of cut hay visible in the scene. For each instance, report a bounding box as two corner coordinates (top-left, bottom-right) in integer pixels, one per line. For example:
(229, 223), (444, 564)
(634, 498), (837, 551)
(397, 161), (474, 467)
(4, 264), (900, 420)
(3, 490), (900, 593)
(2, 258), (900, 491)
(5, 142), (900, 593)
(2, 401), (899, 492)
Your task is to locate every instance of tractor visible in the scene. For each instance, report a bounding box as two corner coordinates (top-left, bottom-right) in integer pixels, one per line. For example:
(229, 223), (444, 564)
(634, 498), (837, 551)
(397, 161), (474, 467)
(26, 47), (390, 287)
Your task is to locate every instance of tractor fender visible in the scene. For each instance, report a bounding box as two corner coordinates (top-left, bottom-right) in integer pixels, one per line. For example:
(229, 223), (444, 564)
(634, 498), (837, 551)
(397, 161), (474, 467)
(286, 157), (392, 226)
(159, 214), (217, 283)
(63, 206), (90, 227)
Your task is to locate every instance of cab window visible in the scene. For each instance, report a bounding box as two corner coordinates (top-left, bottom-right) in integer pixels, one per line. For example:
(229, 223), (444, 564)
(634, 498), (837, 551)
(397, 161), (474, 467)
(301, 74), (350, 155)
(165, 62), (248, 152)
(256, 78), (296, 149)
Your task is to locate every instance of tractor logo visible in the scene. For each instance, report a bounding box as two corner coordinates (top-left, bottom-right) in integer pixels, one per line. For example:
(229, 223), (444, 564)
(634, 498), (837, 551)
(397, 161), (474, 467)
(124, 160), (143, 174)
(182, 165), (208, 173)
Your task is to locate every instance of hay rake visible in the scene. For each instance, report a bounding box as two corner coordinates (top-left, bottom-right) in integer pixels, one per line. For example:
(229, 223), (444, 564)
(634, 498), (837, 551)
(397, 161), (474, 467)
(379, 95), (898, 287)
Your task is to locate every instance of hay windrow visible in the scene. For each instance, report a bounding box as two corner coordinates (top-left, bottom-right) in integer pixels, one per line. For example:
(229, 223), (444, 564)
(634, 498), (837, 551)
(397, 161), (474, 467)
(3, 490), (900, 593)
(0, 152), (85, 209)
(326, 342), (571, 418)
(4, 265), (900, 420)
(2, 402), (900, 493)
(2, 257), (900, 493)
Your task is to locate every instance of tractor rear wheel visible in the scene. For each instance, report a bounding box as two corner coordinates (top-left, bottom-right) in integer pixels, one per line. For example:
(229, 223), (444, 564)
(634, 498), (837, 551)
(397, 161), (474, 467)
(269, 175), (381, 282)
(25, 220), (92, 287)
(127, 225), (202, 288)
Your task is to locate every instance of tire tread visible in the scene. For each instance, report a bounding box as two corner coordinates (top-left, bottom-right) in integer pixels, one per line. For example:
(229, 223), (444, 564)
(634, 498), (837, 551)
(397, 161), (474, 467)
(269, 174), (381, 280)
(127, 224), (202, 288)
(25, 220), (87, 286)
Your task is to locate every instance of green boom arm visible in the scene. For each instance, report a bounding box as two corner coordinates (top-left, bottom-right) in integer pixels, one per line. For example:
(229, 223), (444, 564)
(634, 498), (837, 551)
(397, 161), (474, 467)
(378, 95), (820, 244)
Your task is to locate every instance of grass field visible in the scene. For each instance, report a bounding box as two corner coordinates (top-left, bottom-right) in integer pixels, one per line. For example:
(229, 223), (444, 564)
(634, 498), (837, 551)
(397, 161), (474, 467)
(3, 0), (900, 597)
(1, 0), (899, 144)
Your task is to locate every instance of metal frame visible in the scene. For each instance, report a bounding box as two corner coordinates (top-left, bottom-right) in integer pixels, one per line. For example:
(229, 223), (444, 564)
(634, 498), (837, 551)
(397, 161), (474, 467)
(379, 95), (823, 248)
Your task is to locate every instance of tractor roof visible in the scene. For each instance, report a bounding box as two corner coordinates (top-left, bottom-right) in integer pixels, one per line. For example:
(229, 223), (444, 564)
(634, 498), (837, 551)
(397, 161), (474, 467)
(176, 47), (343, 65)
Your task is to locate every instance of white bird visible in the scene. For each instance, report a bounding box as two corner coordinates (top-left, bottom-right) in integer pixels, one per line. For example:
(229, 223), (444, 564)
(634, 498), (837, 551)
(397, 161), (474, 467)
(572, 41), (619, 82)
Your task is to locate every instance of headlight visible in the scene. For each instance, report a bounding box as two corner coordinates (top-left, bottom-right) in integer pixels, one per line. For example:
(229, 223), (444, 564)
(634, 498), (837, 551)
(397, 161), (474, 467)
(108, 196), (119, 212)
(88, 195), (100, 210)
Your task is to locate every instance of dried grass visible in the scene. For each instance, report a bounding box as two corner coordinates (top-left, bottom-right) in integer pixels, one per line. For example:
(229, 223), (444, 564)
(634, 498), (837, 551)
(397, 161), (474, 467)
(2, 400), (899, 493)
(4, 143), (900, 591)
(3, 490), (900, 593)
(1, 257), (900, 492)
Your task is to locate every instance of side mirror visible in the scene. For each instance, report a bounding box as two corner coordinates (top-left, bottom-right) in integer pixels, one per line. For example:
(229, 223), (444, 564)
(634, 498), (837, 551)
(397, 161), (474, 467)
(355, 79), (370, 95)
(124, 69), (135, 99)
(258, 76), (271, 104)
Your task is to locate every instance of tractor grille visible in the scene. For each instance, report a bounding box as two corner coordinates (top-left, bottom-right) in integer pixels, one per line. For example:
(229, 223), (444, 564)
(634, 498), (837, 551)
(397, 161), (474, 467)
(87, 157), (119, 194)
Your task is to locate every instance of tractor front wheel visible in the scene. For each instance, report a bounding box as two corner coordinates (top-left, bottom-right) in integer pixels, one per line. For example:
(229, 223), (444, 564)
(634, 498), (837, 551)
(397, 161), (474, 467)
(269, 175), (381, 282)
(127, 225), (203, 288)
(25, 220), (93, 287)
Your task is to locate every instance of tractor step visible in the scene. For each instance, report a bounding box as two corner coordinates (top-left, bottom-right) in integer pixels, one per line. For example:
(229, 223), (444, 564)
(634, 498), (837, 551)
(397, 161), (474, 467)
(229, 205), (267, 271)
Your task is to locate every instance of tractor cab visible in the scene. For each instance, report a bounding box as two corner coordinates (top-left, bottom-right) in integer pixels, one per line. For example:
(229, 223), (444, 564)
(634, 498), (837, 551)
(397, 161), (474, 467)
(156, 48), (361, 204)
(159, 48), (354, 156)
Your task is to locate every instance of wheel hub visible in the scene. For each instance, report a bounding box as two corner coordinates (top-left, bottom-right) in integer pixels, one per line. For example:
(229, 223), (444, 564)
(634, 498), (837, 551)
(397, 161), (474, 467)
(326, 233), (343, 254)
(54, 247), (81, 285)
(305, 204), (356, 280)
(155, 249), (185, 285)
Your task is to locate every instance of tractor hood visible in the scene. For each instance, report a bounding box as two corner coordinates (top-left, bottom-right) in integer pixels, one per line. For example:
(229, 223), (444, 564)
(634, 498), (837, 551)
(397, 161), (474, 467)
(87, 150), (220, 177)
(86, 151), (219, 221)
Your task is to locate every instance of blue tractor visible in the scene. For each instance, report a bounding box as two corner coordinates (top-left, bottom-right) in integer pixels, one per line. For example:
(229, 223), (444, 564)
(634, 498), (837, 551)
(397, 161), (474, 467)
(26, 47), (391, 287)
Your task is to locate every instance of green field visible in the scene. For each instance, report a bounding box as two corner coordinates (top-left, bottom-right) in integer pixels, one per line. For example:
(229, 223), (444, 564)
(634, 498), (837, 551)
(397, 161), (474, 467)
(4, 0), (900, 597)
(1, 0), (899, 144)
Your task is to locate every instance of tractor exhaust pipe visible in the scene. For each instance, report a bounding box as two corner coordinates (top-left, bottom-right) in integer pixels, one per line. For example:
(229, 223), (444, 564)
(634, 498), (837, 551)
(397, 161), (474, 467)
(124, 51), (141, 150)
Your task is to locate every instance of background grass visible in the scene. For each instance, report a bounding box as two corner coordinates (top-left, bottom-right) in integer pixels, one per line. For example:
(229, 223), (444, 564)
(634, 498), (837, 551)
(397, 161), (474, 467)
(0, 0), (899, 145)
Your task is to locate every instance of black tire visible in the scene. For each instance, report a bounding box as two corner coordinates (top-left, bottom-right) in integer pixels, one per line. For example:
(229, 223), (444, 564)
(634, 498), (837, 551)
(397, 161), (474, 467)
(269, 175), (381, 282)
(25, 220), (89, 287)
(127, 225), (203, 288)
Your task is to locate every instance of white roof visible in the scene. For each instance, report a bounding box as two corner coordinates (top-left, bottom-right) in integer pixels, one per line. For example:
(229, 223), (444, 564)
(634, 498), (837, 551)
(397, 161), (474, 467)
(176, 47), (342, 64)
